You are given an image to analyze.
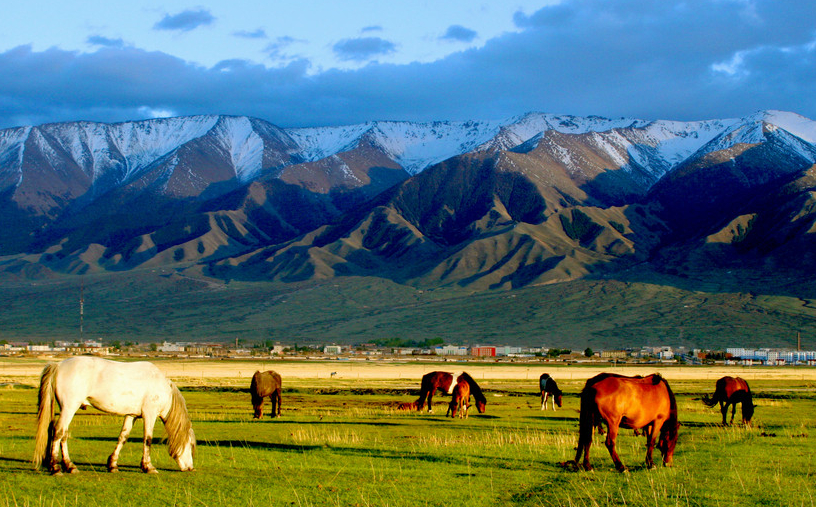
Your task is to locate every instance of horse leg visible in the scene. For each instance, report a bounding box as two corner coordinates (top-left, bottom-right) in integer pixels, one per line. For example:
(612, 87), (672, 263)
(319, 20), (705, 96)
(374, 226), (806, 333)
(604, 423), (627, 472)
(720, 401), (728, 425)
(107, 415), (135, 472)
(551, 394), (556, 411)
(730, 403), (737, 425)
(51, 404), (81, 474)
(427, 392), (434, 413)
(140, 417), (158, 474)
(643, 424), (657, 469)
(541, 392), (547, 410)
(276, 389), (282, 417)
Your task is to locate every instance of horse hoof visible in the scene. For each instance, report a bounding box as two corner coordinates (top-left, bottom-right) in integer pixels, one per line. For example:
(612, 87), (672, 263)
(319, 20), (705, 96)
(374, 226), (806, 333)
(108, 467), (119, 473)
(67, 467), (79, 474)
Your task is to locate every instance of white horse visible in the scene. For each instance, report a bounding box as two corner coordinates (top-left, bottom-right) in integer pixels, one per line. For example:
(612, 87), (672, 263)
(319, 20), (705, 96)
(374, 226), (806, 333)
(33, 356), (196, 475)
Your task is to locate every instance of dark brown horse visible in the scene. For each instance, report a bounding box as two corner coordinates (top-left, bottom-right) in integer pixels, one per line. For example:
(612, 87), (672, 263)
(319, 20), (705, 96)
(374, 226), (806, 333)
(416, 371), (486, 414)
(250, 370), (282, 418)
(447, 379), (471, 418)
(702, 376), (755, 425)
(573, 373), (679, 472)
(539, 373), (562, 410)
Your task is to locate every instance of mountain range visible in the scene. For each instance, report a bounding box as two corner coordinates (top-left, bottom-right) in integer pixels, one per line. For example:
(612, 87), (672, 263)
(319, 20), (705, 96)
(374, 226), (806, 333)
(1, 109), (815, 293)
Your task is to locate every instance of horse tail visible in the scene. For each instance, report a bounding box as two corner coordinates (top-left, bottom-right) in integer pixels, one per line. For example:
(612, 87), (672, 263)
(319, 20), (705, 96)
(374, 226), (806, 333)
(33, 363), (58, 469)
(416, 374), (430, 410)
(575, 382), (597, 462)
(701, 387), (720, 407)
(459, 372), (486, 407)
(165, 383), (195, 459)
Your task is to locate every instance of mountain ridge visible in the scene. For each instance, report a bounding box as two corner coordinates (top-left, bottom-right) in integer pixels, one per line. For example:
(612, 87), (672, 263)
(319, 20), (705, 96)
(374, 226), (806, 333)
(1, 109), (815, 292)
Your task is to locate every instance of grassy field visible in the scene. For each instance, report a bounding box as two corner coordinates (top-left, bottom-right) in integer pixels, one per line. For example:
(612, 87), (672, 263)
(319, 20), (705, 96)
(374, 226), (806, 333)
(1, 362), (816, 506)
(2, 268), (816, 349)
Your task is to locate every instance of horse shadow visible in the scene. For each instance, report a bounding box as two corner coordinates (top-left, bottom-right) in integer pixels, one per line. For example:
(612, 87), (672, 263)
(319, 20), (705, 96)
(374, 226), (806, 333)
(200, 419), (402, 427)
(203, 440), (324, 452)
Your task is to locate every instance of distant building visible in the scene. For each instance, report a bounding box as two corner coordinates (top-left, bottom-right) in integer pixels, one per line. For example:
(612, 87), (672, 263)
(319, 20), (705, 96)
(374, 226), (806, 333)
(435, 345), (469, 356)
(495, 346), (522, 357)
(470, 346), (496, 357)
(324, 345), (343, 355)
(727, 347), (816, 365)
(600, 350), (627, 359)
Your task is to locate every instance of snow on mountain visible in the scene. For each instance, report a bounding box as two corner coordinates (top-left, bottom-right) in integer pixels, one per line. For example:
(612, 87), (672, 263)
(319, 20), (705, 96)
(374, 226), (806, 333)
(0, 126), (28, 187)
(210, 116), (264, 182)
(0, 110), (813, 199)
(762, 110), (816, 144)
(685, 110), (816, 164)
(289, 119), (506, 175)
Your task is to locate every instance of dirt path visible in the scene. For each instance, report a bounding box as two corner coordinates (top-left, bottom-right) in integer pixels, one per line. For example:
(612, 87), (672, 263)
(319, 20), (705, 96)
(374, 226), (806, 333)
(4, 357), (816, 387)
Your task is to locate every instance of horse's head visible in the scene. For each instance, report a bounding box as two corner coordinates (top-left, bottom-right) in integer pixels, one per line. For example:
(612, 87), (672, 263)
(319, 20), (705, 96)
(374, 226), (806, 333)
(475, 399), (486, 413)
(172, 427), (196, 472)
(742, 401), (755, 425)
(658, 419), (680, 466)
(554, 390), (563, 408)
(252, 403), (263, 419)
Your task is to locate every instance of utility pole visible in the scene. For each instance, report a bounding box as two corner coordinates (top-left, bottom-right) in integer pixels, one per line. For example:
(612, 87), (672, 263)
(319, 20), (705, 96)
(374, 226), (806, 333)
(79, 283), (84, 341)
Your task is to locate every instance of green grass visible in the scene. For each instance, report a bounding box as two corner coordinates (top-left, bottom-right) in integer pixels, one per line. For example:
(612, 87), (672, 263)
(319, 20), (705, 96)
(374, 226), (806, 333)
(1, 268), (816, 349)
(2, 377), (816, 506)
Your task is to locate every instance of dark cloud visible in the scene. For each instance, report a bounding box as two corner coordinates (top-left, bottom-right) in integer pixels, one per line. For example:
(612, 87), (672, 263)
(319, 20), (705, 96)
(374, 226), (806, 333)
(440, 25), (477, 43)
(87, 36), (126, 48)
(233, 29), (267, 40)
(153, 8), (215, 32)
(1, 0), (815, 130)
(332, 37), (396, 62)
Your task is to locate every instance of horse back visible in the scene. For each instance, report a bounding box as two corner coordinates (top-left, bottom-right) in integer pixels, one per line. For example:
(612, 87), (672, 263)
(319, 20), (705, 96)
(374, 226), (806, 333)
(590, 374), (673, 428)
(53, 356), (172, 415)
(251, 370), (281, 397)
(717, 376), (750, 401)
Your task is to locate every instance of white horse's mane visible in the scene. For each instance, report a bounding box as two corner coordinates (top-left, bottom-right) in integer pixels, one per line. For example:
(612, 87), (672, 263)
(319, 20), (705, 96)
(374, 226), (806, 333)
(164, 383), (195, 459)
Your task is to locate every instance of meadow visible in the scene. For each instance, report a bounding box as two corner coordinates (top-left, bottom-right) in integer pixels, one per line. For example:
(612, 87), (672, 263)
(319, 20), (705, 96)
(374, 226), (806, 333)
(1, 360), (816, 506)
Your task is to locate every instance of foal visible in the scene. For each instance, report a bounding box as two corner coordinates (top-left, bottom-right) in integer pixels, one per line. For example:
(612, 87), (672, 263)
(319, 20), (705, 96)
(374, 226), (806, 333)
(447, 379), (471, 418)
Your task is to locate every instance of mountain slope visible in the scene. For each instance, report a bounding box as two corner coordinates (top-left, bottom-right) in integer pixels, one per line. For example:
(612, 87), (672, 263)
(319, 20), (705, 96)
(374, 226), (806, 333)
(2, 110), (816, 291)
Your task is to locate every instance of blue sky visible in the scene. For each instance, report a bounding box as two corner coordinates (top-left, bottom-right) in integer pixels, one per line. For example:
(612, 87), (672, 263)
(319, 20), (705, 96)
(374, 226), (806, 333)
(0, 0), (814, 128)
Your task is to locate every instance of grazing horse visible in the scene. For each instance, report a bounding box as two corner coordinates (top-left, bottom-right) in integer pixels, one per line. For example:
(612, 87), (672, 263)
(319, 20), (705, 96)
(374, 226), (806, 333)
(702, 376), (755, 425)
(573, 373), (679, 472)
(416, 371), (487, 414)
(539, 373), (563, 410)
(250, 370), (282, 418)
(447, 379), (471, 418)
(33, 356), (195, 475)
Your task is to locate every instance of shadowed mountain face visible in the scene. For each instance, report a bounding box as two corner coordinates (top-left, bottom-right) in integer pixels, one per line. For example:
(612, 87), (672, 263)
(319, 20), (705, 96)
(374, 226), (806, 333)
(1, 111), (816, 291)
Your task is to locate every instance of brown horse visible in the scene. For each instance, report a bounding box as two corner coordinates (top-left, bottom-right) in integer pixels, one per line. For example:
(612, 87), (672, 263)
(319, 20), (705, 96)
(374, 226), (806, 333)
(539, 373), (562, 410)
(447, 379), (471, 418)
(702, 376), (754, 425)
(250, 370), (282, 418)
(416, 371), (486, 414)
(573, 373), (679, 472)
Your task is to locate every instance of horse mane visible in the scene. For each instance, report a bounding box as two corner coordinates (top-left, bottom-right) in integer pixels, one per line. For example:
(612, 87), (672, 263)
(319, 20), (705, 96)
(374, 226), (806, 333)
(164, 383), (195, 459)
(458, 372), (486, 406)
